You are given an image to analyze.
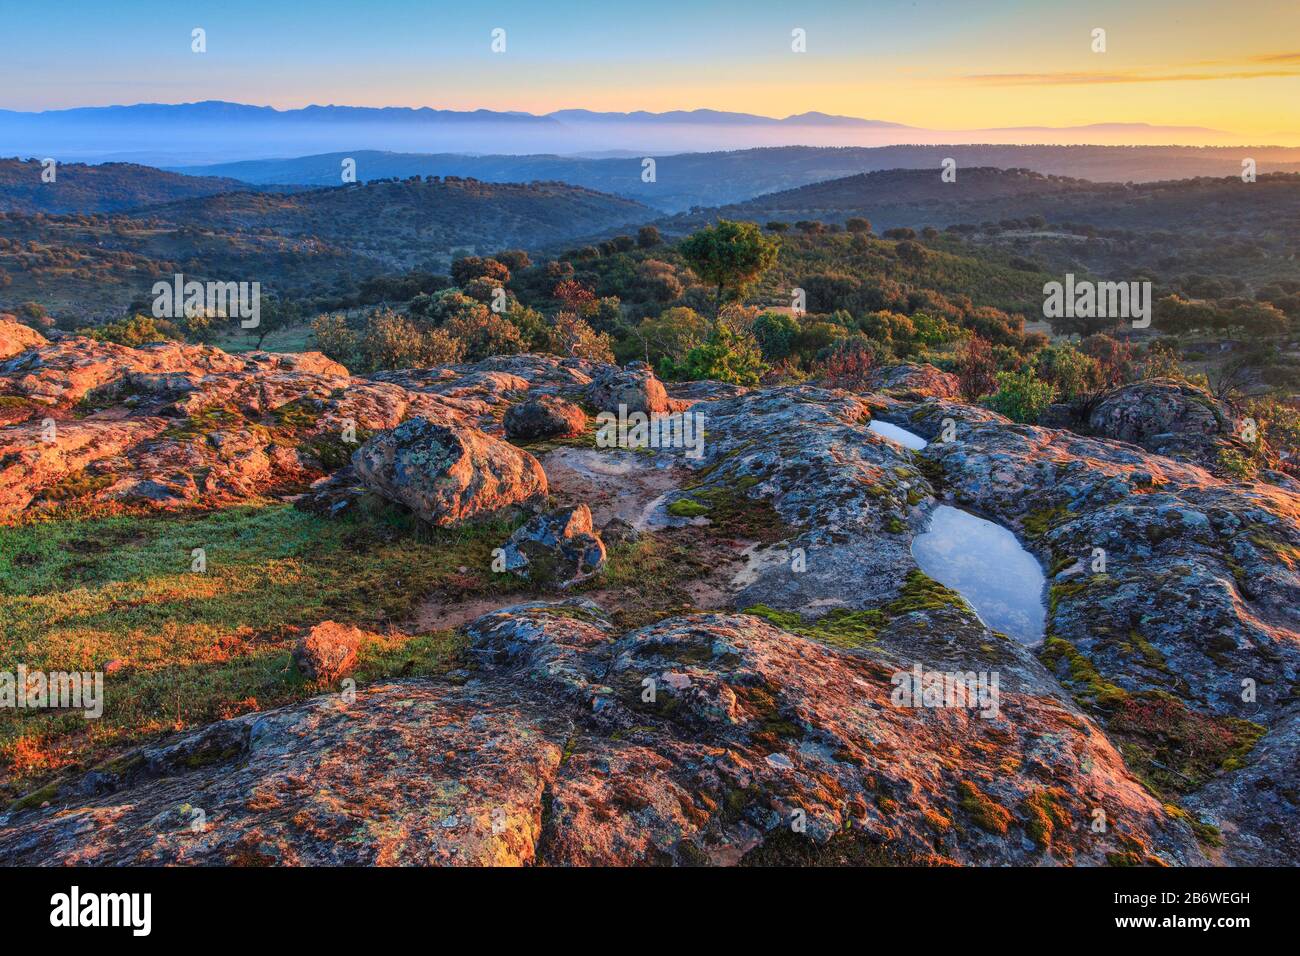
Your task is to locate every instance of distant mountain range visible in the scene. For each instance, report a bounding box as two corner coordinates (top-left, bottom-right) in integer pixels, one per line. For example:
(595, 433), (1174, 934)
(0, 100), (1248, 166)
(171, 144), (1300, 213)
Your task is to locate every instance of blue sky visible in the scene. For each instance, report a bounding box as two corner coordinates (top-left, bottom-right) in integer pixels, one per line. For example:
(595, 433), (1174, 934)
(3, 1), (1297, 138)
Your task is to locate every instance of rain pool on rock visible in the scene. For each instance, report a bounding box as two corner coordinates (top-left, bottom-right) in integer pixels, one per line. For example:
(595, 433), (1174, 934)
(911, 505), (1047, 643)
(867, 419), (928, 451)
(861, 419), (1046, 642)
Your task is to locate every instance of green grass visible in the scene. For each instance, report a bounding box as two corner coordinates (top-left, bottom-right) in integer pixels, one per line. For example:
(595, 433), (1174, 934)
(0, 502), (522, 798)
(212, 323), (316, 355)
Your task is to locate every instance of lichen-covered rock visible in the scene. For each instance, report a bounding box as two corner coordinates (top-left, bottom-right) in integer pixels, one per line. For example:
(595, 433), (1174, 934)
(352, 417), (547, 526)
(0, 600), (1206, 867)
(914, 408), (1300, 864)
(870, 362), (961, 400)
(504, 395), (587, 441)
(498, 504), (607, 587)
(586, 363), (671, 415)
(1086, 379), (1241, 467)
(292, 621), (366, 682)
(0, 316), (47, 360)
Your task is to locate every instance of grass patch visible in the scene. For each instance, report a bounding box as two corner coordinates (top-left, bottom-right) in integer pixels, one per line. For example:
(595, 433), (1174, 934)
(0, 502), (517, 799)
(743, 603), (887, 648)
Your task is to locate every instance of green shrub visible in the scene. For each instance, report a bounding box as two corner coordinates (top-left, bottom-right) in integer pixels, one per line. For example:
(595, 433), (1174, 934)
(987, 368), (1058, 423)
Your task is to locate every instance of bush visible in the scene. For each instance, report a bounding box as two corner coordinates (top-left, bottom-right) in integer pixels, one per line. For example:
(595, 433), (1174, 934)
(957, 336), (998, 399)
(664, 322), (768, 385)
(752, 311), (800, 361)
(1035, 344), (1102, 402)
(442, 311), (526, 361)
(987, 368), (1057, 423)
(311, 314), (361, 367)
(551, 312), (615, 363)
(361, 309), (465, 371)
(87, 314), (180, 347)
(816, 338), (877, 392)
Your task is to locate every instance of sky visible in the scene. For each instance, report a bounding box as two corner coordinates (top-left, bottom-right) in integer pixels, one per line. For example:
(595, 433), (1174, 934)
(3, 0), (1298, 143)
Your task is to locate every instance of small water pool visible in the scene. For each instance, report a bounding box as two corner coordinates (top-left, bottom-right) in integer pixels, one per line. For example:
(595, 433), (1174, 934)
(911, 505), (1046, 643)
(867, 420), (928, 450)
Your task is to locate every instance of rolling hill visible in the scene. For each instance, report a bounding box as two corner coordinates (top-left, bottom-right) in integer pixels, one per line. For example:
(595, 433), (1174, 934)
(0, 157), (302, 214)
(173, 144), (1300, 214)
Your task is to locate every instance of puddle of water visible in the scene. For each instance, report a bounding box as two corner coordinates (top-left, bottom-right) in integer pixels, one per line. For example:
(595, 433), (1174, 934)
(911, 505), (1046, 643)
(868, 420), (928, 450)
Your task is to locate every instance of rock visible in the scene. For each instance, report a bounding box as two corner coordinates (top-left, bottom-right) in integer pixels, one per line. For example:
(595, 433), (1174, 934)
(0, 600), (1206, 866)
(498, 504), (607, 587)
(1086, 379), (1240, 467)
(600, 516), (641, 548)
(292, 621), (365, 682)
(0, 316), (47, 360)
(352, 417), (547, 526)
(504, 395), (587, 441)
(869, 362), (961, 400)
(587, 365), (671, 415)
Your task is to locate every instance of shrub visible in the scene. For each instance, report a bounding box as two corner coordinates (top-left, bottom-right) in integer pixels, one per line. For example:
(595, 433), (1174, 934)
(311, 313), (361, 367)
(816, 338), (877, 392)
(987, 368), (1058, 423)
(665, 323), (768, 385)
(87, 314), (180, 347)
(442, 310), (526, 361)
(362, 309), (465, 371)
(752, 311), (801, 362)
(551, 312), (615, 363)
(957, 336), (999, 399)
(1035, 344), (1102, 402)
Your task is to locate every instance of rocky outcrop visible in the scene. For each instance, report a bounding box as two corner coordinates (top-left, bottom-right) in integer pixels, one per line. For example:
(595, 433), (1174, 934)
(1, 340), (1295, 866)
(586, 362), (671, 415)
(497, 504), (607, 587)
(912, 405), (1299, 864)
(870, 362), (961, 400)
(352, 417), (547, 526)
(0, 316), (47, 360)
(0, 340), (587, 519)
(1086, 379), (1242, 468)
(504, 395), (587, 441)
(0, 599), (1205, 866)
(292, 621), (366, 682)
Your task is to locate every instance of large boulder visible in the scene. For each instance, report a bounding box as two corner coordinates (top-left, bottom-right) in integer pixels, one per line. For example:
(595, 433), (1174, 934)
(352, 417), (547, 526)
(0, 316), (47, 361)
(292, 621), (366, 682)
(498, 504), (607, 587)
(1086, 379), (1238, 465)
(586, 363), (670, 415)
(869, 362), (960, 400)
(504, 395), (587, 441)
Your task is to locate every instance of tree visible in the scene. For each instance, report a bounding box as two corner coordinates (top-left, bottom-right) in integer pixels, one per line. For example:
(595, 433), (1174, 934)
(845, 217), (872, 234)
(752, 311), (800, 362)
(244, 296), (302, 350)
(636, 226), (662, 248)
(551, 312), (615, 363)
(679, 220), (779, 316)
